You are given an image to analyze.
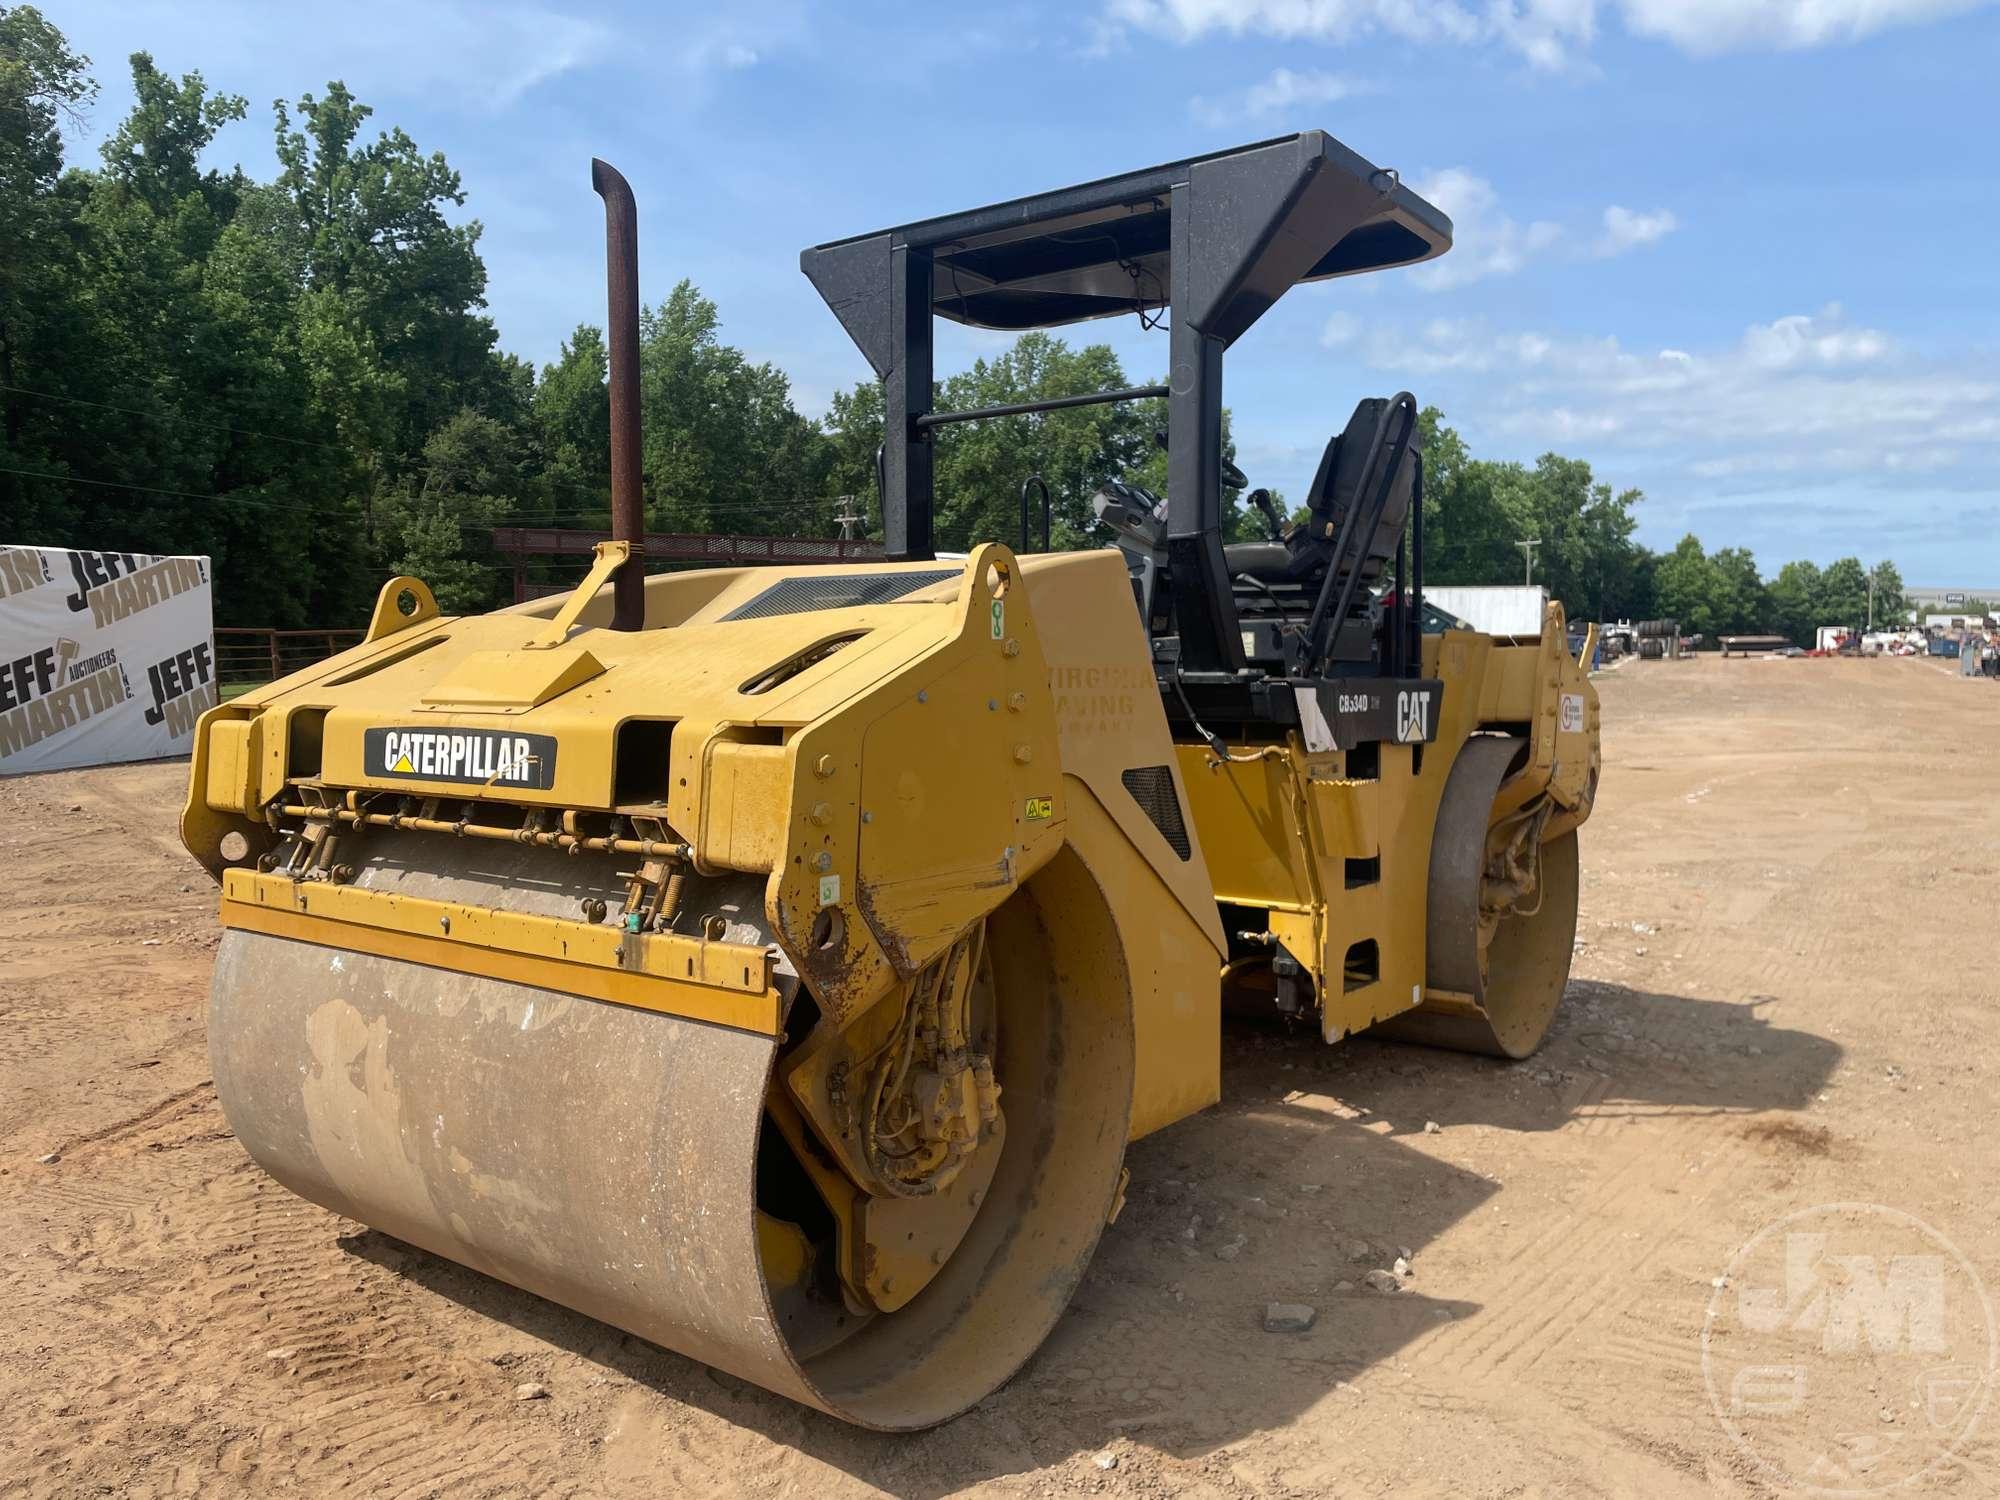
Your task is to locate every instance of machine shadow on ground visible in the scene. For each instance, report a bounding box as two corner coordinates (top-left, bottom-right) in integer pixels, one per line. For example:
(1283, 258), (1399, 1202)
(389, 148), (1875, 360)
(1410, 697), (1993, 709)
(1298, 979), (1846, 1138)
(344, 978), (1842, 1498)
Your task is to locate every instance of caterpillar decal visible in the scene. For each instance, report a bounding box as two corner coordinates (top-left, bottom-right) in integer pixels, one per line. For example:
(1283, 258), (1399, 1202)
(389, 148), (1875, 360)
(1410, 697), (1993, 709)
(363, 727), (558, 790)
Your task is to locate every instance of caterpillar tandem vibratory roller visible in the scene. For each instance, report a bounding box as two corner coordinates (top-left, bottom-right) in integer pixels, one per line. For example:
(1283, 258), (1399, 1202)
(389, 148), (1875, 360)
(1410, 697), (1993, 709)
(183, 133), (1600, 1429)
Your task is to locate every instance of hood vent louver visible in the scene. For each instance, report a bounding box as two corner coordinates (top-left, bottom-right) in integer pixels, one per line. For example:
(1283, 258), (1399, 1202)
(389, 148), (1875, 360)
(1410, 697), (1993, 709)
(720, 570), (957, 622)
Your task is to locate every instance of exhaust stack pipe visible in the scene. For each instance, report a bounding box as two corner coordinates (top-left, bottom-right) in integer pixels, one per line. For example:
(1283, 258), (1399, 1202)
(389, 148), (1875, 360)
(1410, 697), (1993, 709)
(592, 158), (646, 632)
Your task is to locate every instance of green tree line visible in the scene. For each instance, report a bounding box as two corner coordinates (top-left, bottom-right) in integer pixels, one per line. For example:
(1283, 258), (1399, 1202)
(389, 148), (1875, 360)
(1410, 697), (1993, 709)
(1419, 410), (1907, 639)
(4, 7), (1226, 626)
(1, 8), (861, 624)
(2, 7), (1907, 643)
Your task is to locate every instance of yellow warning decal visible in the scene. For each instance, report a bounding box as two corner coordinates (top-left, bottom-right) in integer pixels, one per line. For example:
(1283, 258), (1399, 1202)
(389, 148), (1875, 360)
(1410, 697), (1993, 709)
(1024, 796), (1054, 821)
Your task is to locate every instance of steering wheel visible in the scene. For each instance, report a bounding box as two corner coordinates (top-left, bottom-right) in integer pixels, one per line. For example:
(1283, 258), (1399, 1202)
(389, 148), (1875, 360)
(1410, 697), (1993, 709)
(1152, 427), (1249, 489)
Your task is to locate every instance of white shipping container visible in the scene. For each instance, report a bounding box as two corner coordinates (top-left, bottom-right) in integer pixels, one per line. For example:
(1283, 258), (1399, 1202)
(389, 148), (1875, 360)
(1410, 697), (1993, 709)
(1422, 585), (1549, 638)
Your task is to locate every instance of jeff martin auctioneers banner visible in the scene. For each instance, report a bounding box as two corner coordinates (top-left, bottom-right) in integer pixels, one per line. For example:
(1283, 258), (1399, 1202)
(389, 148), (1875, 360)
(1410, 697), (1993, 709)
(0, 544), (216, 775)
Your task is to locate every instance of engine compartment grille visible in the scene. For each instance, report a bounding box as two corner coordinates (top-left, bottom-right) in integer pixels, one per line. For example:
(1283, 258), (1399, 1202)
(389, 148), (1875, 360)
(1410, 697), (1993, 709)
(720, 570), (958, 622)
(1120, 765), (1191, 860)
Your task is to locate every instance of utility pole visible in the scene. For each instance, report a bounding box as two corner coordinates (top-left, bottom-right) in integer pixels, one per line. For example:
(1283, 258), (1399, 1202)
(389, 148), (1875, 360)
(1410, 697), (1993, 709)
(1518, 538), (1541, 586)
(1867, 570), (1876, 633)
(833, 495), (862, 541)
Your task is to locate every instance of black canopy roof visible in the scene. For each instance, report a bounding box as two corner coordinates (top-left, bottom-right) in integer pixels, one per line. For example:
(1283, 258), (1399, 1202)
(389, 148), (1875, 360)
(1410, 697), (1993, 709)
(798, 131), (1454, 672)
(802, 131), (1451, 355)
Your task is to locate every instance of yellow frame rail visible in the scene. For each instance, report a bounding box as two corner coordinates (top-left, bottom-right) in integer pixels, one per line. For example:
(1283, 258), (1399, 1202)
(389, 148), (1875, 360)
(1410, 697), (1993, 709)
(219, 868), (782, 1035)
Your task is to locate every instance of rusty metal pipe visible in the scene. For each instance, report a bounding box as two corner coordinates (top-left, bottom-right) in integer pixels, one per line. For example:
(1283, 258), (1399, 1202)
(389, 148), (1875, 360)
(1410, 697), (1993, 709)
(277, 803), (689, 860)
(592, 158), (647, 632)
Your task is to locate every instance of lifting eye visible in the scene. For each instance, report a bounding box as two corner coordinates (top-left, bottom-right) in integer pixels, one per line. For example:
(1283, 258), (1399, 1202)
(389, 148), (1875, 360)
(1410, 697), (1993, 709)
(809, 907), (844, 952)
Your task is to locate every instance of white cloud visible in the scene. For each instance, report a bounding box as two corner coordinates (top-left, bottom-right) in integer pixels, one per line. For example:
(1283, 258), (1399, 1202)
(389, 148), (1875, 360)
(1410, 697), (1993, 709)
(1408, 169), (1564, 288)
(1322, 310), (1361, 347)
(681, 33), (769, 73)
(1103, 0), (1594, 69)
(55, 1), (612, 115)
(296, 3), (611, 106)
(459, 7), (608, 102)
(1100, 0), (1993, 64)
(1324, 305), (1999, 494)
(1594, 205), (1678, 257)
(1374, 173), (1681, 287)
(1618, 0), (1991, 53)
(1490, 0), (1601, 67)
(1192, 68), (1369, 126)
(1740, 306), (1891, 368)
(77, 1), (612, 110)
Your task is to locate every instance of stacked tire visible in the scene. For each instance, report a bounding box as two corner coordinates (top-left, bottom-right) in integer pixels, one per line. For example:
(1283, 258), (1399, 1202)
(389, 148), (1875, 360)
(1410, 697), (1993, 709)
(1636, 619), (1679, 660)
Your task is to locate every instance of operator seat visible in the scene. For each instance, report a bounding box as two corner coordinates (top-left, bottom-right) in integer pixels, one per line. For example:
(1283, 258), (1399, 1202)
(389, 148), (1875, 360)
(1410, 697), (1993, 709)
(1225, 396), (1419, 587)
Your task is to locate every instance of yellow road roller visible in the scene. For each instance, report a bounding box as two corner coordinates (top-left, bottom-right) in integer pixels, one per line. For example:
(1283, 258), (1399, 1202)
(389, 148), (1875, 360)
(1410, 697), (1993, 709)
(182, 133), (1599, 1429)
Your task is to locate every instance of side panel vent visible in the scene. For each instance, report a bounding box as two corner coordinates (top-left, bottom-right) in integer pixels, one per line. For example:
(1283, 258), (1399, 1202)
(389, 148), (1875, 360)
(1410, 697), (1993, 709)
(1120, 765), (1191, 861)
(286, 707), (328, 780)
(613, 718), (675, 806)
(322, 634), (445, 686)
(740, 632), (865, 694)
(720, 570), (957, 622)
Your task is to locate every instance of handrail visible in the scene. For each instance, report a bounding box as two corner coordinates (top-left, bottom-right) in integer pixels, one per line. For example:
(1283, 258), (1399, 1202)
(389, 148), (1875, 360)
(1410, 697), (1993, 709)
(1019, 475), (1052, 554)
(915, 384), (1168, 431)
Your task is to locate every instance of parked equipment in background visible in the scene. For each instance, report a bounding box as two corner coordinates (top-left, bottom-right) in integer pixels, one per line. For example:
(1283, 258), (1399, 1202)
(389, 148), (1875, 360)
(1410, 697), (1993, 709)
(1717, 635), (1792, 658)
(182, 135), (1601, 1431)
(1636, 618), (1680, 660)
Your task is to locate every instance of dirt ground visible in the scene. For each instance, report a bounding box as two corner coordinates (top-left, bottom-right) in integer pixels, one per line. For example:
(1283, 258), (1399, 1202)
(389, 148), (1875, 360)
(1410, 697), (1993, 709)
(3, 655), (1997, 1497)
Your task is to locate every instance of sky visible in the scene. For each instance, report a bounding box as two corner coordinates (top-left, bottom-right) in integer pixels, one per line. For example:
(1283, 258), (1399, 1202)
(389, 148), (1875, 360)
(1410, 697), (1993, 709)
(46, 0), (2000, 583)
